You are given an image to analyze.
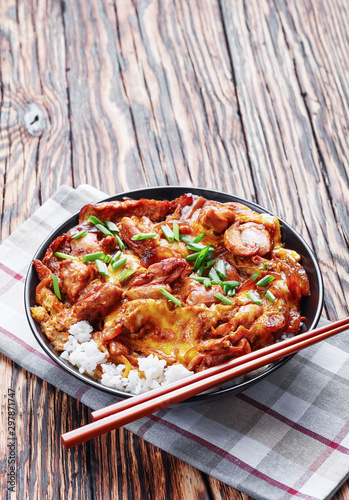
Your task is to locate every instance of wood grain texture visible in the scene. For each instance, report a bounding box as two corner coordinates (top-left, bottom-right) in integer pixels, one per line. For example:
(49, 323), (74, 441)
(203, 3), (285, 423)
(1, 0), (348, 498)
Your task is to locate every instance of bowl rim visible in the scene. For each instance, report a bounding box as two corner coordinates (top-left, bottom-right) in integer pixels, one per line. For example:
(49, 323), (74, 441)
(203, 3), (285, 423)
(24, 186), (324, 402)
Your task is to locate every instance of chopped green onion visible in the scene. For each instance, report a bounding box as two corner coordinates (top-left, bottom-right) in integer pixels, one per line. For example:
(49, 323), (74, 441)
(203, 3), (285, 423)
(51, 274), (61, 300)
(87, 215), (104, 226)
(221, 280), (241, 288)
(256, 275), (275, 287)
(247, 291), (263, 306)
(209, 267), (221, 282)
(197, 264), (206, 276)
(227, 288), (236, 297)
(115, 234), (125, 251)
(83, 251), (105, 262)
(263, 262), (269, 271)
(161, 225), (175, 243)
(173, 222), (180, 242)
(118, 268), (136, 282)
(192, 277), (212, 287)
(105, 220), (120, 233)
(252, 270), (261, 281)
(193, 245), (213, 272)
(185, 251), (201, 262)
(131, 233), (157, 241)
(102, 254), (112, 264)
(71, 230), (87, 240)
(96, 259), (109, 277)
(265, 290), (276, 302)
(180, 235), (194, 244)
(95, 223), (113, 237)
(159, 287), (182, 307)
(193, 233), (206, 243)
(54, 252), (78, 261)
(216, 259), (226, 280)
(204, 259), (216, 269)
(111, 251), (122, 265)
(185, 241), (206, 252)
(214, 293), (233, 305)
(112, 256), (127, 271)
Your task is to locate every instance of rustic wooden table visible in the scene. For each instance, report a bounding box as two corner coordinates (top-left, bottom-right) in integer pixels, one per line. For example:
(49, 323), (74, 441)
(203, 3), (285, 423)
(1, 0), (348, 498)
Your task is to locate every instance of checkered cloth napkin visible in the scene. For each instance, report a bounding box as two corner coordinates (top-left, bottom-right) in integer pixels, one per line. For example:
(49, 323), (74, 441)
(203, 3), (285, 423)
(1, 184), (348, 500)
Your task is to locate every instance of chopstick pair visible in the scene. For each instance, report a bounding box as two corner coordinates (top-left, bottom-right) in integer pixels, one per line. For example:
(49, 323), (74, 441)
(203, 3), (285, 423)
(61, 317), (349, 449)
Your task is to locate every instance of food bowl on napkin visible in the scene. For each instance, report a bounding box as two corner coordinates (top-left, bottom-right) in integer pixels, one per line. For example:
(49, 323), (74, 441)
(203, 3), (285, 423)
(24, 186), (323, 402)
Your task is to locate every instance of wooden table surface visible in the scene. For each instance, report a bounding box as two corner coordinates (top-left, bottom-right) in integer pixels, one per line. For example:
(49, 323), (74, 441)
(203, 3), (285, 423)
(1, 0), (348, 498)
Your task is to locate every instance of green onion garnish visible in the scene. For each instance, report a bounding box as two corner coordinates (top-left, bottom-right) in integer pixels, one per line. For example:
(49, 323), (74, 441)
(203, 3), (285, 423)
(209, 267), (221, 282)
(192, 277), (212, 287)
(112, 256), (127, 271)
(216, 259), (226, 280)
(193, 245), (213, 272)
(221, 280), (240, 288)
(51, 274), (61, 300)
(95, 223), (113, 237)
(197, 265), (206, 276)
(54, 252), (78, 261)
(115, 234), (125, 251)
(102, 254), (112, 264)
(131, 233), (157, 241)
(193, 233), (206, 243)
(256, 275), (275, 287)
(96, 259), (109, 277)
(265, 290), (276, 302)
(252, 270), (261, 281)
(159, 287), (182, 307)
(263, 262), (269, 271)
(71, 230), (87, 240)
(83, 252), (105, 262)
(173, 222), (180, 242)
(186, 241), (206, 252)
(118, 269), (136, 282)
(105, 221), (119, 233)
(110, 251), (122, 265)
(214, 293), (233, 305)
(227, 288), (236, 297)
(180, 235), (194, 244)
(247, 291), (263, 305)
(185, 251), (201, 262)
(87, 215), (104, 226)
(161, 225), (175, 243)
(204, 259), (216, 269)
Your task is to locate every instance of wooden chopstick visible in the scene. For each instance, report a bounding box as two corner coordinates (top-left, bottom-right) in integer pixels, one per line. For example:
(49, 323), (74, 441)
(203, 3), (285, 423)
(61, 317), (349, 449)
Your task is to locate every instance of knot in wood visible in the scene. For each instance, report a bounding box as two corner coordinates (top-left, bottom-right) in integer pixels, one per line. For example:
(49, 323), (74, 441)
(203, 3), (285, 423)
(24, 103), (48, 137)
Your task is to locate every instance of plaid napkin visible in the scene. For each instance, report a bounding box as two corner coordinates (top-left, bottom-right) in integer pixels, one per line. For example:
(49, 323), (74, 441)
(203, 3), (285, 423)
(1, 184), (348, 500)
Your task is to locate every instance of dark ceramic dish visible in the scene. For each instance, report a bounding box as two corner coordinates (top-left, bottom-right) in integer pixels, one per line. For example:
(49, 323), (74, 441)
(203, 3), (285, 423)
(24, 186), (324, 402)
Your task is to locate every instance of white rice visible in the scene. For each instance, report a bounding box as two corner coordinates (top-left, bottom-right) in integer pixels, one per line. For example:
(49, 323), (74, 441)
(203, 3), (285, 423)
(61, 322), (193, 394)
(60, 321), (289, 395)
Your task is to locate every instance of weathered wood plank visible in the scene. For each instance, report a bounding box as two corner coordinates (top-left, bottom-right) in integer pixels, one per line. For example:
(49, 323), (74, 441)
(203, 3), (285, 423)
(0, 0), (72, 240)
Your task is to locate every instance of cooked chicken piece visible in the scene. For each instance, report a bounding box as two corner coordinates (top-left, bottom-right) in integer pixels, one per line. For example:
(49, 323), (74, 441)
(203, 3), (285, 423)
(59, 260), (97, 303)
(224, 222), (272, 257)
(75, 282), (122, 322)
(181, 279), (223, 307)
(70, 231), (100, 256)
(130, 257), (188, 287)
(125, 284), (172, 301)
(119, 217), (159, 256)
(79, 198), (171, 224)
(198, 205), (236, 233)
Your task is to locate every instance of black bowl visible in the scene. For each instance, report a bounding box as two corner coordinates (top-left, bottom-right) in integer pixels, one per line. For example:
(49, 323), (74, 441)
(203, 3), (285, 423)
(24, 186), (323, 402)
